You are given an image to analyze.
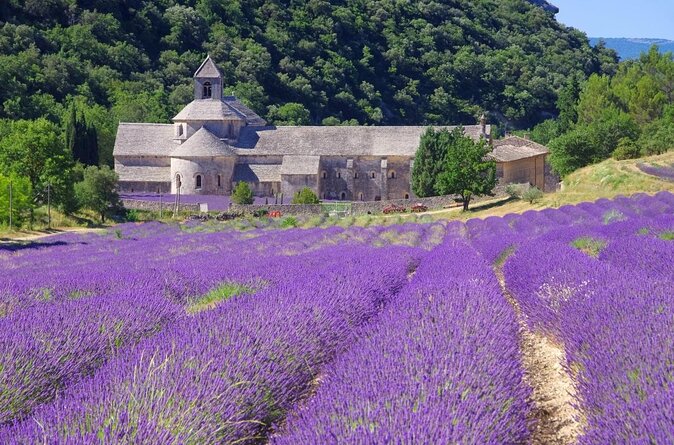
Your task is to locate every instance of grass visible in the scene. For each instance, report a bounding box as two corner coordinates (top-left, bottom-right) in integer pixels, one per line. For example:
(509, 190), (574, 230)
(571, 237), (607, 258)
(186, 282), (256, 314)
(659, 231), (674, 241)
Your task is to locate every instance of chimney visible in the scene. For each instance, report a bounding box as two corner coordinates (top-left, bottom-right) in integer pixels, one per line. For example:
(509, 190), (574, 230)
(479, 113), (487, 138)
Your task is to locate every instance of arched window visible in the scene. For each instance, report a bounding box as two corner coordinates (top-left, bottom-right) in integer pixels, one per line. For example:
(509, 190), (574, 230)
(389, 171), (396, 179)
(337, 172), (341, 179)
(340, 192), (346, 200)
(359, 193), (364, 201)
(354, 172), (359, 179)
(217, 175), (221, 187)
(175, 174), (182, 189)
(203, 82), (212, 98)
(195, 174), (202, 189)
(404, 193), (410, 199)
(371, 172), (376, 179)
(322, 171), (327, 179)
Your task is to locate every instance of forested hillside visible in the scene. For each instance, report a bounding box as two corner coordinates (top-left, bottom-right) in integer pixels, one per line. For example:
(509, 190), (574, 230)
(0, 0), (615, 163)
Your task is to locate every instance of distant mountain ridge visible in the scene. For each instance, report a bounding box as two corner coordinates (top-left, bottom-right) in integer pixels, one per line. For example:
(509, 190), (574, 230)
(590, 38), (674, 60)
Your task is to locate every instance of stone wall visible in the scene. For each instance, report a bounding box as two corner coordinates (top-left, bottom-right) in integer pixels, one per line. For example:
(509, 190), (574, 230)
(121, 199), (200, 213)
(231, 203), (324, 216)
(118, 181), (171, 194)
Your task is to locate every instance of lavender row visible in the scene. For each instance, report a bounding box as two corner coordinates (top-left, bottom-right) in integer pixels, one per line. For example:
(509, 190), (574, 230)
(273, 240), (531, 444)
(0, 246), (416, 443)
(503, 228), (674, 442)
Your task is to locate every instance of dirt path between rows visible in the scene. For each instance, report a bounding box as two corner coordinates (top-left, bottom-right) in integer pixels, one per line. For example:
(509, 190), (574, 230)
(494, 258), (584, 445)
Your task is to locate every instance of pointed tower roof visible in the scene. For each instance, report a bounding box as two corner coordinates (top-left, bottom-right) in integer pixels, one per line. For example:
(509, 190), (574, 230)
(171, 127), (235, 158)
(194, 55), (222, 78)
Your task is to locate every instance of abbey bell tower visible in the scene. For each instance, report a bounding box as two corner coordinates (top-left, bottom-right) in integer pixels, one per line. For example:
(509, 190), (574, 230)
(193, 55), (222, 100)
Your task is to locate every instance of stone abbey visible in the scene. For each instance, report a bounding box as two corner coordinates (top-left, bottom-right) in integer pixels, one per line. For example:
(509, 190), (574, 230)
(113, 56), (548, 200)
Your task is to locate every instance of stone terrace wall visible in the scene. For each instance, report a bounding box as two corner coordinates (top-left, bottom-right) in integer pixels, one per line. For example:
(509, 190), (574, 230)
(122, 199), (200, 213)
(230, 203), (324, 216)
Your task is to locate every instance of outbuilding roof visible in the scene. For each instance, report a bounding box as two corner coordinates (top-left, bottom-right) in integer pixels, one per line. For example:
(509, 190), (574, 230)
(113, 123), (176, 157)
(281, 155), (321, 175)
(233, 164), (281, 183)
(232, 125), (490, 157)
(115, 165), (171, 183)
(490, 136), (549, 162)
(171, 127), (236, 158)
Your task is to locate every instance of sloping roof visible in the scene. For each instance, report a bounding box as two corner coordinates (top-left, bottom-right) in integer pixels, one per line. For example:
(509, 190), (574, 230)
(116, 166), (170, 182)
(232, 125), (490, 157)
(171, 127), (236, 158)
(113, 123), (176, 157)
(233, 164), (281, 183)
(194, 56), (221, 78)
(173, 99), (244, 121)
(281, 155), (321, 175)
(490, 136), (549, 162)
(224, 96), (267, 126)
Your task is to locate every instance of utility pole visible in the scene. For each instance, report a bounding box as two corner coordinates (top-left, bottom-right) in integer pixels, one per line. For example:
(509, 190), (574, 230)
(8, 180), (12, 231)
(47, 183), (51, 229)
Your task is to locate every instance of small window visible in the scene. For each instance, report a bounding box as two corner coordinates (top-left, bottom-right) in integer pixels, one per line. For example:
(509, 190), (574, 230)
(203, 82), (212, 98)
(195, 175), (202, 189)
(404, 193), (410, 199)
(371, 172), (376, 179)
(359, 193), (364, 201)
(337, 172), (341, 179)
(217, 175), (221, 187)
(322, 193), (327, 199)
(175, 174), (182, 188)
(322, 171), (327, 179)
(177, 125), (183, 136)
(340, 192), (346, 200)
(389, 171), (396, 179)
(354, 172), (359, 179)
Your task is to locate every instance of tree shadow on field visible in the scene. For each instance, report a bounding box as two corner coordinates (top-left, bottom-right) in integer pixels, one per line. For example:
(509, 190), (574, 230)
(0, 239), (72, 252)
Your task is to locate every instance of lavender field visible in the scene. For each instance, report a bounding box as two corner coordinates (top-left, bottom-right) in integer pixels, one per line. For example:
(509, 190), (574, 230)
(1, 192), (673, 443)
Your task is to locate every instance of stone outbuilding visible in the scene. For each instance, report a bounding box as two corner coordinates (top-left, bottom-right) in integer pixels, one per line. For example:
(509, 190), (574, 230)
(113, 56), (550, 201)
(490, 136), (549, 190)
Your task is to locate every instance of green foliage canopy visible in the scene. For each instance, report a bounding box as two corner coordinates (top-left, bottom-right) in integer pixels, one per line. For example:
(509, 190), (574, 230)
(412, 127), (496, 210)
(74, 165), (120, 222)
(231, 181), (253, 205)
(292, 187), (319, 204)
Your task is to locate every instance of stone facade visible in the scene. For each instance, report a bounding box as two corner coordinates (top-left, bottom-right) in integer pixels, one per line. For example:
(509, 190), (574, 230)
(113, 56), (550, 201)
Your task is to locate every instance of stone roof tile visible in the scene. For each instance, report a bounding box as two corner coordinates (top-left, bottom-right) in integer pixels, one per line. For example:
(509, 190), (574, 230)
(281, 155), (321, 175)
(173, 99), (244, 121)
(194, 56), (221, 78)
(490, 136), (549, 162)
(233, 164), (281, 183)
(232, 125), (490, 157)
(113, 123), (176, 157)
(171, 127), (236, 158)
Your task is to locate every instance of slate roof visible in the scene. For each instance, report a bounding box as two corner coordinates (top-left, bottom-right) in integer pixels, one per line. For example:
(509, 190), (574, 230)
(490, 136), (549, 162)
(116, 166), (170, 182)
(113, 123), (176, 157)
(233, 164), (281, 183)
(194, 55), (222, 78)
(281, 155), (321, 175)
(232, 125), (490, 157)
(171, 127), (236, 158)
(173, 99), (245, 121)
(224, 96), (267, 126)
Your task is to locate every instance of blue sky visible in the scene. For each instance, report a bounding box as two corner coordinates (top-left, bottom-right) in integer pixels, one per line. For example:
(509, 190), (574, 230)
(553, 0), (674, 40)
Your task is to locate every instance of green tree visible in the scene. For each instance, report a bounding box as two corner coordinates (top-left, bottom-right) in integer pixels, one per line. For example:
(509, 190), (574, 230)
(0, 173), (31, 227)
(267, 103), (311, 125)
(66, 104), (99, 166)
(411, 127), (447, 198)
(434, 128), (496, 210)
(0, 118), (75, 223)
(548, 127), (597, 177)
(292, 187), (319, 204)
(231, 181), (253, 205)
(74, 165), (120, 222)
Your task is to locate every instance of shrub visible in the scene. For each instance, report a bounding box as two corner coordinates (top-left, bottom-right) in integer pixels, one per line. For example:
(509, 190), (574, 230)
(231, 182), (253, 205)
(292, 188), (319, 204)
(522, 186), (543, 204)
(571, 237), (607, 257)
(612, 138), (642, 160)
(602, 209), (626, 224)
(505, 184), (528, 199)
(280, 216), (298, 228)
